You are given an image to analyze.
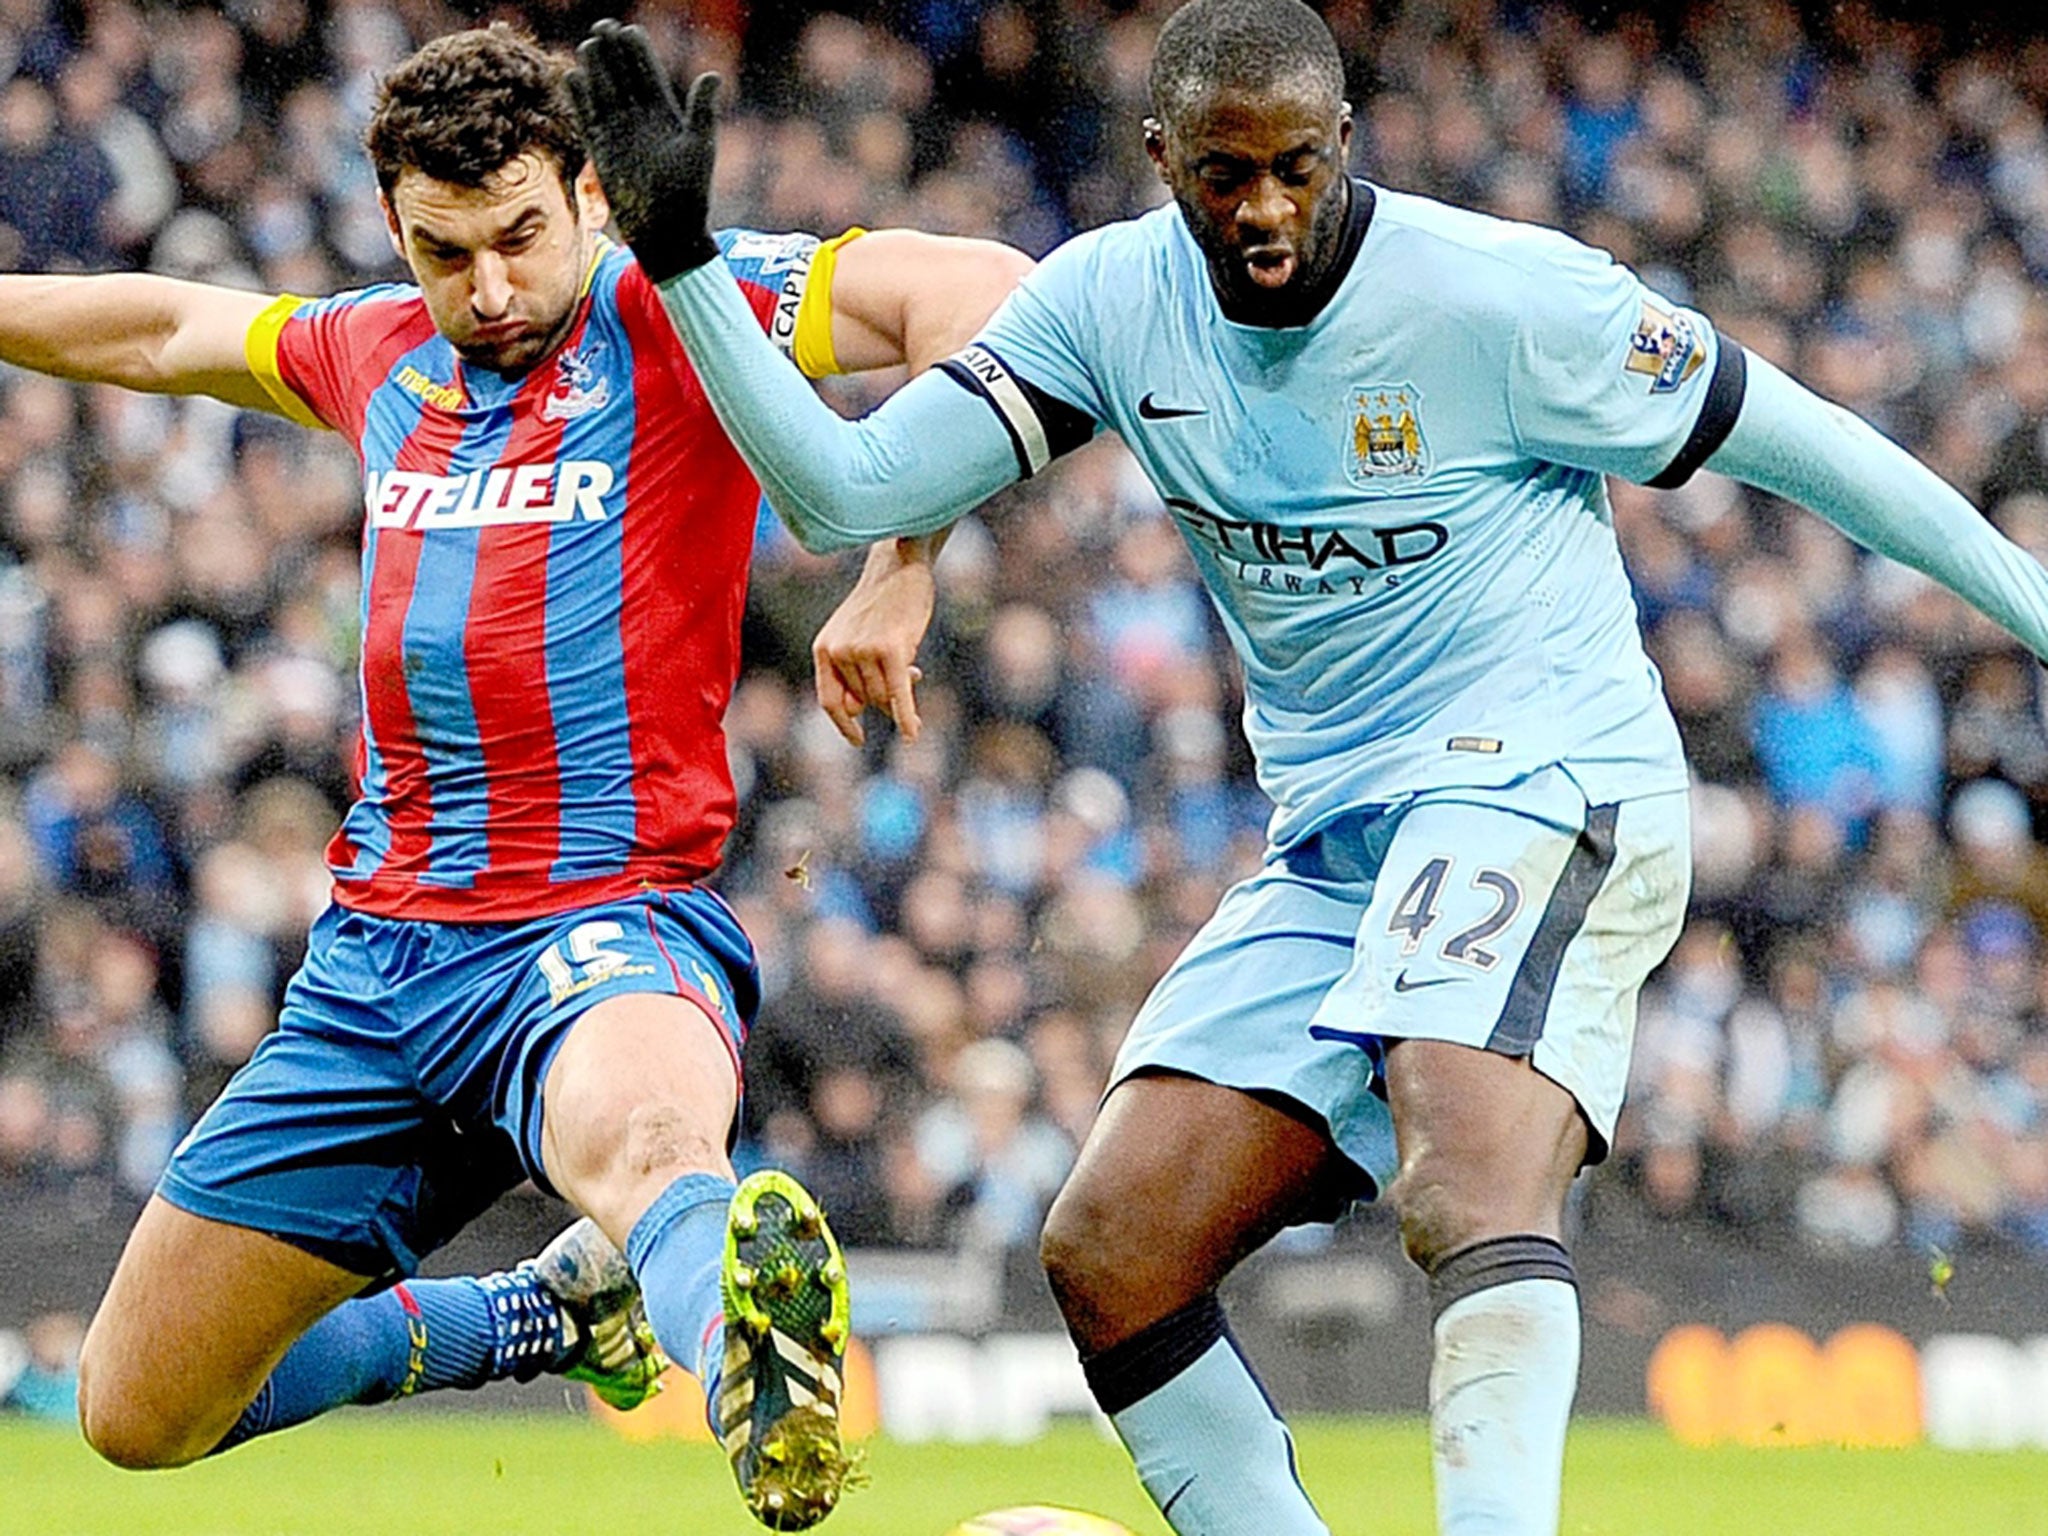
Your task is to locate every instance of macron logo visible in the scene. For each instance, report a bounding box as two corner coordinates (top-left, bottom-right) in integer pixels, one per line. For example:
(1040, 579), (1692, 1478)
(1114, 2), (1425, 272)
(365, 461), (615, 530)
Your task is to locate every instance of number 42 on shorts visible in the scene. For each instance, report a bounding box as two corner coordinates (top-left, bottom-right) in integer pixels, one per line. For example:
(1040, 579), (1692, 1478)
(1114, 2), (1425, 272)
(1386, 858), (1524, 971)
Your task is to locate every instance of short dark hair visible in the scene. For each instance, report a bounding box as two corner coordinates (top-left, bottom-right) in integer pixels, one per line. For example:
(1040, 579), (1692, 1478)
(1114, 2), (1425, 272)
(364, 24), (583, 201)
(1149, 0), (1346, 127)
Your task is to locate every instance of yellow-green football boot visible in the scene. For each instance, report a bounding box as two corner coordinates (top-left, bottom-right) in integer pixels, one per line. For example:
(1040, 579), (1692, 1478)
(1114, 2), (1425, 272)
(716, 1171), (857, 1529)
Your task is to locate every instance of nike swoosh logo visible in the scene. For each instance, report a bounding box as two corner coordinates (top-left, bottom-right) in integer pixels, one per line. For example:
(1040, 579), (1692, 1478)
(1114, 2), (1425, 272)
(1138, 392), (1207, 420)
(1393, 970), (1457, 992)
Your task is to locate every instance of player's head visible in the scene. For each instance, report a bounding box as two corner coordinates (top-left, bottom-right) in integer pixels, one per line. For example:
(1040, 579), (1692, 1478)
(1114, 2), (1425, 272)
(1144, 0), (1352, 325)
(366, 24), (608, 372)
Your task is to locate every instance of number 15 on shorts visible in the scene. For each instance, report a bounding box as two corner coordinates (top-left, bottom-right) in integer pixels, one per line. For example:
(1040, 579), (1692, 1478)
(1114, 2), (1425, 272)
(536, 919), (657, 1005)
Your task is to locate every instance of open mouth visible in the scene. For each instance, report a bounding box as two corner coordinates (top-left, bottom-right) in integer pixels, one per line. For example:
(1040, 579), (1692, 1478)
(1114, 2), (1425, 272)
(1243, 247), (1297, 288)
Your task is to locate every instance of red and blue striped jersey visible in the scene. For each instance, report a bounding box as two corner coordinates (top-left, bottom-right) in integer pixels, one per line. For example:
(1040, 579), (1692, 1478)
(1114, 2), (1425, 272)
(245, 231), (833, 921)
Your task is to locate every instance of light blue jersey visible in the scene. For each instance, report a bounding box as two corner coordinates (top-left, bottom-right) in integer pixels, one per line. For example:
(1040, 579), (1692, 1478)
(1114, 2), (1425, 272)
(960, 183), (1738, 850)
(655, 159), (2048, 1200)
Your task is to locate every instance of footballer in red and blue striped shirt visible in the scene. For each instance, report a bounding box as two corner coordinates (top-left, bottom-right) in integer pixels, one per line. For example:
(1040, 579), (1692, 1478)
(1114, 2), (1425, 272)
(20, 26), (1027, 1520)
(245, 229), (833, 922)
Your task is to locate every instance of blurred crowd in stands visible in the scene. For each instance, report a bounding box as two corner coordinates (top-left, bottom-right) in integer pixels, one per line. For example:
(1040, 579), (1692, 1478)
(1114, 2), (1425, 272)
(2, 0), (2048, 1269)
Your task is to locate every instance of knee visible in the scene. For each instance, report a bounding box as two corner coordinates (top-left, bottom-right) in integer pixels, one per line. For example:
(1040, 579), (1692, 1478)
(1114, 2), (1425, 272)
(77, 1354), (209, 1470)
(617, 1101), (725, 1182)
(1039, 1178), (1120, 1308)
(81, 1415), (200, 1472)
(1389, 1146), (1506, 1275)
(550, 1097), (732, 1244)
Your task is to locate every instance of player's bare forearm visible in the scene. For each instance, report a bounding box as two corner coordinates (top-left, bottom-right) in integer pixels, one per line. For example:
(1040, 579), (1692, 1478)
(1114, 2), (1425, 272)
(813, 531), (950, 746)
(1710, 351), (2048, 659)
(0, 273), (277, 411)
(827, 231), (1034, 375)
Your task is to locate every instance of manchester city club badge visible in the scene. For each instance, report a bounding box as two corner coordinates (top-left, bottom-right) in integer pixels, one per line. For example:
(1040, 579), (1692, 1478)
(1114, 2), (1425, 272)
(1346, 383), (1431, 487)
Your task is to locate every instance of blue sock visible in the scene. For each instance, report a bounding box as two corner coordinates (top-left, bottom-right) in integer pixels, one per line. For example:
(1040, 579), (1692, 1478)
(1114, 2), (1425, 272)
(1427, 1238), (1581, 1536)
(211, 1271), (569, 1453)
(625, 1171), (738, 1423)
(1084, 1295), (1328, 1536)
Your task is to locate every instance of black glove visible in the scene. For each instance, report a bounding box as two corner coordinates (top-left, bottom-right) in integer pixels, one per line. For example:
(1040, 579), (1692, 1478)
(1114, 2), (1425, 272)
(568, 19), (720, 281)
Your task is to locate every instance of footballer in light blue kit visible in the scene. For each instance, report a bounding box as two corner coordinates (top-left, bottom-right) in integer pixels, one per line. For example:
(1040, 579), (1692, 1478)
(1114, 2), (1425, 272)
(571, 5), (2048, 1535)
(955, 177), (1709, 1190)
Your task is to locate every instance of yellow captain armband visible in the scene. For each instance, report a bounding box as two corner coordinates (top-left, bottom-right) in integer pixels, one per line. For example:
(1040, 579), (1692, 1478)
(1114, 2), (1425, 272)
(242, 293), (326, 430)
(791, 228), (866, 380)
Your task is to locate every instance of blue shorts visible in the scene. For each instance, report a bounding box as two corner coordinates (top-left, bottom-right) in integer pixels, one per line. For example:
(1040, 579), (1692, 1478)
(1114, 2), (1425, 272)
(159, 888), (758, 1281)
(1113, 769), (1690, 1202)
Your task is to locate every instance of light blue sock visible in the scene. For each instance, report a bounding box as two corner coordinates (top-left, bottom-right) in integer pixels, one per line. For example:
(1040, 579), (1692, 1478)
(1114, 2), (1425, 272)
(625, 1171), (738, 1420)
(1428, 1242), (1582, 1536)
(1084, 1296), (1327, 1536)
(212, 1272), (568, 1453)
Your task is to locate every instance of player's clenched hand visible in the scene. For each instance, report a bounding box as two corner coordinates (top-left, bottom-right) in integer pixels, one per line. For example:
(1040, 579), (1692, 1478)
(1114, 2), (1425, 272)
(813, 539), (940, 747)
(568, 20), (718, 281)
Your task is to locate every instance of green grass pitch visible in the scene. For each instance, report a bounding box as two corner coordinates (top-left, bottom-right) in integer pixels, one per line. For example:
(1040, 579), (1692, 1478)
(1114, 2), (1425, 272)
(5, 1414), (2043, 1534)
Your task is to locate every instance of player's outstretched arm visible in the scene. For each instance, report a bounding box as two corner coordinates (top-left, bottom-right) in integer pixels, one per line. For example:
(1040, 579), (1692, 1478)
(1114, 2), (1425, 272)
(0, 274), (281, 414)
(1707, 353), (2048, 658)
(571, 21), (1026, 554)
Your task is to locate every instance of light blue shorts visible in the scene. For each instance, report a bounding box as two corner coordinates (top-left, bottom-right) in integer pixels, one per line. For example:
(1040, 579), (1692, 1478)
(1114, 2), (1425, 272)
(1112, 768), (1690, 1200)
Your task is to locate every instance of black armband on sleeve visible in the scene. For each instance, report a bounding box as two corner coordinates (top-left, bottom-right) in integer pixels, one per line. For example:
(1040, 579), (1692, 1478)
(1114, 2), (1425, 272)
(936, 343), (1096, 478)
(1648, 329), (1748, 490)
